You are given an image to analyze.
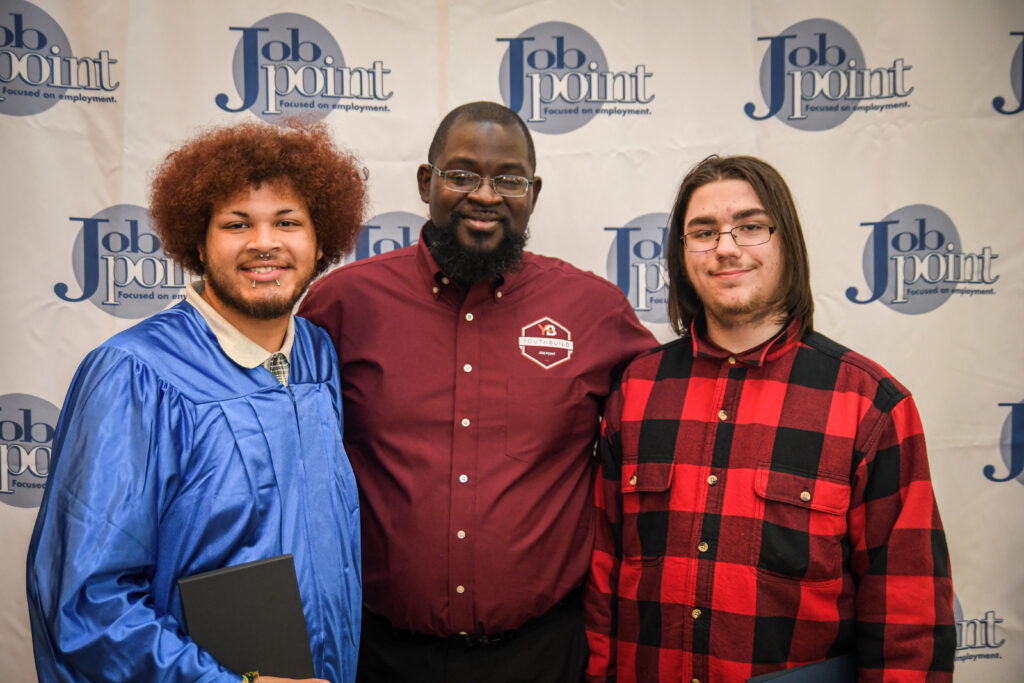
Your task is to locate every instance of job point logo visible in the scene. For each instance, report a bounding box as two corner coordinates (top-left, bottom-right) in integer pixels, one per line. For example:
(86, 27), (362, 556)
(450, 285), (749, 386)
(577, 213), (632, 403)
(0, 393), (57, 509)
(954, 595), (1007, 665)
(605, 213), (670, 324)
(986, 399), (1024, 487)
(216, 12), (392, 124)
(745, 18), (912, 131)
(497, 21), (654, 134)
(0, 0), (119, 117)
(343, 211), (422, 265)
(53, 204), (188, 319)
(993, 31), (1023, 115)
(844, 204), (998, 315)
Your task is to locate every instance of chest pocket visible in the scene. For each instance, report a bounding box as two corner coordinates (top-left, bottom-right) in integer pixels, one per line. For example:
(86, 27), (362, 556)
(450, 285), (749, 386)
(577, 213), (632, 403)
(620, 459), (674, 563)
(505, 376), (591, 463)
(752, 463), (850, 581)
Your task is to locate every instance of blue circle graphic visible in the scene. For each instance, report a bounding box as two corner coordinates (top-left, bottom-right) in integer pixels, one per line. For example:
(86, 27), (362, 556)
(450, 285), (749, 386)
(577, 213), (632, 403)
(755, 18), (864, 131)
(1012, 38), (1023, 105)
(228, 13), (344, 124)
(0, 393), (58, 509)
(996, 400), (1024, 487)
(0, 0), (72, 116)
(858, 204), (960, 315)
(68, 204), (188, 319)
(498, 21), (608, 134)
(344, 211), (422, 265)
(604, 212), (670, 324)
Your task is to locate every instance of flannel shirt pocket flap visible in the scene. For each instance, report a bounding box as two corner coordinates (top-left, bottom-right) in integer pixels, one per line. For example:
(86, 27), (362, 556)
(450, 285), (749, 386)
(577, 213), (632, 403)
(754, 465), (849, 515)
(621, 460), (674, 493)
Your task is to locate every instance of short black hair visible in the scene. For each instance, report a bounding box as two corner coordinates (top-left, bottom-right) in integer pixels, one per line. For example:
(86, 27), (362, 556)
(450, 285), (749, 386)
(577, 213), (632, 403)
(427, 101), (537, 173)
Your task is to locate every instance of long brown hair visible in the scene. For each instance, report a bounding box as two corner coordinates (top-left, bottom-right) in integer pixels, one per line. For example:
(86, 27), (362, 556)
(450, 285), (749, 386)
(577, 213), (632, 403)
(665, 155), (814, 338)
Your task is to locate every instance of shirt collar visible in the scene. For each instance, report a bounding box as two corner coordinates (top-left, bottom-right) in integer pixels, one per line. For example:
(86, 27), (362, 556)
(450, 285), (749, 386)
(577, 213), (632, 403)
(185, 280), (295, 369)
(414, 223), (512, 303)
(690, 316), (800, 367)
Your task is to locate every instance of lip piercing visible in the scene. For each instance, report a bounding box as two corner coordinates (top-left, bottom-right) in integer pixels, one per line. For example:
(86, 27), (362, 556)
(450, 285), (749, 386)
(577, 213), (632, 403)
(275, 280), (281, 286)
(252, 281), (256, 288)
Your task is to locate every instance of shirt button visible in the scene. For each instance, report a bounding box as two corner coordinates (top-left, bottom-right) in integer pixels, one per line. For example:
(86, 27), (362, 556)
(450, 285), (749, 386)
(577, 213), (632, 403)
(441, 276), (450, 285)
(707, 474), (718, 486)
(463, 364), (472, 373)
(692, 679), (700, 683)
(465, 313), (474, 321)
(800, 490), (812, 502)
(698, 541), (709, 553)
(717, 409), (728, 421)
(456, 585), (465, 594)
(457, 530), (466, 539)
(727, 356), (736, 365)
(458, 474), (469, 484)
(461, 418), (470, 427)
(629, 474), (638, 486)
(431, 286), (439, 295)
(692, 608), (702, 619)
(495, 291), (503, 299)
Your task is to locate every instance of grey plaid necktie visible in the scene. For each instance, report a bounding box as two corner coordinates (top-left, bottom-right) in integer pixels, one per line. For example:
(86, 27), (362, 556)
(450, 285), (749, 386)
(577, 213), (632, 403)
(263, 352), (289, 386)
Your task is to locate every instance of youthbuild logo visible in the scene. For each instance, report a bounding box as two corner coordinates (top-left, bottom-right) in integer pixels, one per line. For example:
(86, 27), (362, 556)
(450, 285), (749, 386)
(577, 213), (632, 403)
(745, 18), (912, 131)
(986, 400), (1024, 485)
(53, 204), (187, 319)
(215, 12), (392, 124)
(992, 31), (1023, 115)
(844, 204), (998, 314)
(0, 393), (57, 509)
(0, 1), (119, 117)
(344, 211), (421, 264)
(497, 21), (654, 134)
(954, 595), (1006, 664)
(604, 213), (669, 324)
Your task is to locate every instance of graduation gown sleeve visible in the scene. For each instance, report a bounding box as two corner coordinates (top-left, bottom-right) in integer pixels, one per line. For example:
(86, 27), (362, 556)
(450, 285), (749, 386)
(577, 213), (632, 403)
(26, 345), (239, 683)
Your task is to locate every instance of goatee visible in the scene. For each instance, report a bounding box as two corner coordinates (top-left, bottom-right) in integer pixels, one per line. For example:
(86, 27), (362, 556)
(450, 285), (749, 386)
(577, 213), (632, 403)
(423, 219), (528, 288)
(204, 271), (312, 320)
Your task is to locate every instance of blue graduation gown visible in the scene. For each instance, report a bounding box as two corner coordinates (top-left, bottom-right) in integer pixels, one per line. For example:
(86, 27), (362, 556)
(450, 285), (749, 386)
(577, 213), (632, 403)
(26, 301), (361, 682)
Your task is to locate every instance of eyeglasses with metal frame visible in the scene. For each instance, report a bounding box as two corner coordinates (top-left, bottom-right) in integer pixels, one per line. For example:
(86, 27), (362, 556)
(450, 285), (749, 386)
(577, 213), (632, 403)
(682, 223), (777, 252)
(427, 164), (533, 198)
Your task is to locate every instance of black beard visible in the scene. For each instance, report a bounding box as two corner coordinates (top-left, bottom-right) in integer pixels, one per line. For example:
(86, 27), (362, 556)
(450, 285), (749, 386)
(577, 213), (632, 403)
(423, 219), (528, 288)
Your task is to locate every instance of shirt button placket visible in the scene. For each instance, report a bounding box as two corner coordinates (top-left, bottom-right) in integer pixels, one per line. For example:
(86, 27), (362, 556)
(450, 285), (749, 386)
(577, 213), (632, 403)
(451, 301), (480, 628)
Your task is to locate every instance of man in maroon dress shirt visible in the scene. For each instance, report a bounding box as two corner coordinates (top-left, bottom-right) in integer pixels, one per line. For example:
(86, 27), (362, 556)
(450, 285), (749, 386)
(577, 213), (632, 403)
(299, 101), (655, 682)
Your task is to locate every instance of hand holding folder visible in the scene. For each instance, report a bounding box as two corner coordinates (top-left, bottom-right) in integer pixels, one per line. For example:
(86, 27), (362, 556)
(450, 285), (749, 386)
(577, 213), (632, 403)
(177, 555), (318, 680)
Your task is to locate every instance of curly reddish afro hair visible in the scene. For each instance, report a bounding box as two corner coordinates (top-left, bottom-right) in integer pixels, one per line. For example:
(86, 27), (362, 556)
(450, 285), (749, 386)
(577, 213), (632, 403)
(149, 120), (367, 276)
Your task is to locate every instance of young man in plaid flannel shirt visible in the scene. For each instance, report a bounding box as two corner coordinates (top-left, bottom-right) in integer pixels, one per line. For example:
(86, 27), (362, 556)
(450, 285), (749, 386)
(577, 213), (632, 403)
(583, 155), (955, 682)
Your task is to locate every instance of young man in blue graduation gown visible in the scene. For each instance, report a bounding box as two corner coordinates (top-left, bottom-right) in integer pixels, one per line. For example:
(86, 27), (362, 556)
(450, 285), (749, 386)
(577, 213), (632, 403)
(26, 122), (368, 683)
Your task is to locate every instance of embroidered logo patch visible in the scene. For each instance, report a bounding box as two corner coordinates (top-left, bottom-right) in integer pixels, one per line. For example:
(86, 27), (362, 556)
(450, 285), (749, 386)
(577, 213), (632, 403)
(519, 317), (574, 369)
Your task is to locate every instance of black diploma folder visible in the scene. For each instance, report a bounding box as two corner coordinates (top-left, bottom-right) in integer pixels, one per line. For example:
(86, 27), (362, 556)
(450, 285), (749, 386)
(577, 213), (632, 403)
(747, 654), (856, 681)
(177, 554), (315, 678)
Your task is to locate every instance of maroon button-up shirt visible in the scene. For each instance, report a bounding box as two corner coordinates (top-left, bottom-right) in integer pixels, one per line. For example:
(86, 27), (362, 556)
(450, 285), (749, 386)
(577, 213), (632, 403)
(299, 229), (655, 636)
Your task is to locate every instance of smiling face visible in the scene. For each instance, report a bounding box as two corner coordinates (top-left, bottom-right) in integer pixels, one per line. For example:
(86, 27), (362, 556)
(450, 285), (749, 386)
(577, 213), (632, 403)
(682, 178), (786, 336)
(199, 181), (322, 328)
(417, 117), (541, 257)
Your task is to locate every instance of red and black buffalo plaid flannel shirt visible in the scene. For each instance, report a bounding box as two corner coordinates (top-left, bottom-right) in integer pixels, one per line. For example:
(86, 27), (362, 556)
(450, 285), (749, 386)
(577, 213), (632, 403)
(584, 319), (954, 682)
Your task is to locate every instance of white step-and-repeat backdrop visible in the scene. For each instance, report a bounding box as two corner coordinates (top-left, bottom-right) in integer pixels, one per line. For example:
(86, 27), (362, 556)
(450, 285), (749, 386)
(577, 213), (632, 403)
(1, 1), (1021, 679)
